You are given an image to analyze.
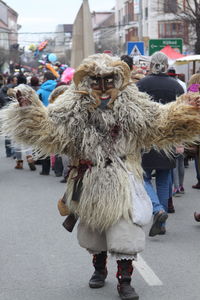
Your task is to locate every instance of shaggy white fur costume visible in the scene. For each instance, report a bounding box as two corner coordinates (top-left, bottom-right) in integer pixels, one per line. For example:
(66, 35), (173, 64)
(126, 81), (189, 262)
(1, 54), (200, 236)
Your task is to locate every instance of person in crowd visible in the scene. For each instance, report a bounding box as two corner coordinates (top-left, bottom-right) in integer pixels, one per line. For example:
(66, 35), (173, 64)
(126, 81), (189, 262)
(166, 69), (186, 197)
(13, 147), (36, 171)
(6, 75), (36, 171)
(48, 82), (69, 177)
(30, 76), (40, 91)
(0, 75), (17, 108)
(172, 145), (185, 196)
(37, 71), (57, 175)
(17, 72), (27, 85)
(37, 71), (57, 106)
(120, 55), (133, 71)
(1, 53), (200, 300)
(167, 67), (187, 92)
(137, 52), (184, 236)
(0, 75), (17, 157)
(183, 73), (200, 222)
(29, 76), (41, 165)
(60, 155), (70, 183)
(187, 73), (200, 190)
(0, 74), (4, 88)
(120, 55), (145, 83)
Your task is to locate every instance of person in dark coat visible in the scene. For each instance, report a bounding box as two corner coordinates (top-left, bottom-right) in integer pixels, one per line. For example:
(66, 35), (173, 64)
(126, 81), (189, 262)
(0, 75), (17, 108)
(30, 76), (40, 91)
(0, 75), (17, 156)
(137, 52), (184, 236)
(37, 71), (57, 175)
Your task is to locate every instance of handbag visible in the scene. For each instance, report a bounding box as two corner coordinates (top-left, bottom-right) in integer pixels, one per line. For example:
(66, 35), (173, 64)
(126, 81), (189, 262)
(117, 157), (153, 226)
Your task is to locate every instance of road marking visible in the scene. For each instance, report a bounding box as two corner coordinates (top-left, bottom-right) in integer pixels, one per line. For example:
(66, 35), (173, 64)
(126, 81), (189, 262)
(133, 254), (163, 286)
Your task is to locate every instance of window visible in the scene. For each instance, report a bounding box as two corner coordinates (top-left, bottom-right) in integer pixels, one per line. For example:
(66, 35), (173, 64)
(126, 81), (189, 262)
(128, 0), (134, 22)
(118, 10), (121, 25)
(158, 21), (189, 43)
(159, 23), (165, 35)
(0, 2), (8, 25)
(164, 0), (178, 13)
(145, 7), (148, 19)
(125, 27), (138, 41)
(124, 1), (129, 24)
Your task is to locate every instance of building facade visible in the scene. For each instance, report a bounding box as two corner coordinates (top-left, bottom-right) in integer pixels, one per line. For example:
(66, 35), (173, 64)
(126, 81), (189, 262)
(0, 0), (19, 71)
(0, 1), (18, 49)
(92, 10), (116, 54)
(54, 0), (194, 61)
(115, 0), (191, 55)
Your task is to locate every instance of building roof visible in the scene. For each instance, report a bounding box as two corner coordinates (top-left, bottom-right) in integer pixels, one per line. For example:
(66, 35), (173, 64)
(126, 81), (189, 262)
(63, 24), (73, 34)
(1, 0), (18, 16)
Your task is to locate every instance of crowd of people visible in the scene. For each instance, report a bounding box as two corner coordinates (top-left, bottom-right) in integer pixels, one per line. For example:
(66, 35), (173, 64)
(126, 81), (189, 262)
(1, 52), (200, 300)
(121, 53), (200, 233)
(0, 70), (70, 183)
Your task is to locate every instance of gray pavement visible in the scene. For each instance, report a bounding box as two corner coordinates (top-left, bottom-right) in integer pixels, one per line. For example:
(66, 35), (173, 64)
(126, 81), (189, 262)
(0, 137), (200, 300)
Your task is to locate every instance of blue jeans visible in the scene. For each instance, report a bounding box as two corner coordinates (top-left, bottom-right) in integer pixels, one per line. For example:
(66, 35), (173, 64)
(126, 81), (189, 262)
(144, 169), (171, 214)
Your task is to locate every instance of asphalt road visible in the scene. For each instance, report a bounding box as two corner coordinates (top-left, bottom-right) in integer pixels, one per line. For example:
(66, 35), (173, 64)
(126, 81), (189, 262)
(0, 138), (200, 300)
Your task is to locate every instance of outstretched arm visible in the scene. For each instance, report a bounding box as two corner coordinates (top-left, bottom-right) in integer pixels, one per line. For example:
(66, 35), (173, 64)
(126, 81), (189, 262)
(149, 93), (200, 149)
(0, 85), (71, 156)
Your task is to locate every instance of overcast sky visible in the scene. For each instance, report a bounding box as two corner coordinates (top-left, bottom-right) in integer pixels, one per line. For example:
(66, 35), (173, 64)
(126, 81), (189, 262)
(5, 0), (115, 33)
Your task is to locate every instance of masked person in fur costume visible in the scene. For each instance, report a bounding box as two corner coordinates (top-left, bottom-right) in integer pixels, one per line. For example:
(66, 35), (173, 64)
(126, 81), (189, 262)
(1, 54), (200, 300)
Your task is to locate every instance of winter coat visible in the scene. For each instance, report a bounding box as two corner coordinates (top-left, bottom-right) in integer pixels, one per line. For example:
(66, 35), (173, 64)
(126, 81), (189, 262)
(137, 74), (184, 170)
(137, 74), (184, 104)
(1, 82), (200, 232)
(37, 80), (57, 107)
(0, 84), (16, 108)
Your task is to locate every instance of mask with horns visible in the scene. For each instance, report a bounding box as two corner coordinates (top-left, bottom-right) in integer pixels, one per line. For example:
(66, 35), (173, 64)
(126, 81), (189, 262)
(73, 54), (131, 109)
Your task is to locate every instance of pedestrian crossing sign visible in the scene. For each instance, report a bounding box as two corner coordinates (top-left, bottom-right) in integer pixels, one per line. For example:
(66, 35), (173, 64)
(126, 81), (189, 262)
(127, 42), (144, 56)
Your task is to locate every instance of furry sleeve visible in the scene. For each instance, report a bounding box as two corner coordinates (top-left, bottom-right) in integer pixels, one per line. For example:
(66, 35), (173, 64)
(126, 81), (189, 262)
(146, 94), (200, 149)
(0, 84), (72, 156)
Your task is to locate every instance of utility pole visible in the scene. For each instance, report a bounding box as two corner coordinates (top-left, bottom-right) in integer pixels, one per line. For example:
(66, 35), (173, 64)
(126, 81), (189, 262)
(138, 0), (143, 41)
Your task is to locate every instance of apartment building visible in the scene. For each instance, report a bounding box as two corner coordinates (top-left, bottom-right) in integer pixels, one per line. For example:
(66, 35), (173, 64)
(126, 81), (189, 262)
(54, 10), (116, 61)
(0, 1), (18, 49)
(115, 0), (190, 55)
(92, 10), (116, 53)
(0, 0), (19, 71)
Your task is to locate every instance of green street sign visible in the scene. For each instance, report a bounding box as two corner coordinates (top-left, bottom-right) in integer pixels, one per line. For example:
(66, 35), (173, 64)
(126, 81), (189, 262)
(149, 39), (183, 56)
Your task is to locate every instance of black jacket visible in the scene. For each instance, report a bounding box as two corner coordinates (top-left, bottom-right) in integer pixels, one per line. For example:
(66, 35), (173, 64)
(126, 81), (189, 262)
(0, 83), (16, 108)
(137, 74), (184, 104)
(137, 74), (184, 170)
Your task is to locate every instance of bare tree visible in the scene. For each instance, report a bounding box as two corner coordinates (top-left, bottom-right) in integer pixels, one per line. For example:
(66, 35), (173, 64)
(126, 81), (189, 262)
(182, 0), (200, 53)
(158, 0), (200, 53)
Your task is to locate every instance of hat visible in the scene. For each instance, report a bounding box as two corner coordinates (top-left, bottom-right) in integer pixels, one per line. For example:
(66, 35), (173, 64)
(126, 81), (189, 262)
(167, 67), (178, 76)
(150, 52), (169, 74)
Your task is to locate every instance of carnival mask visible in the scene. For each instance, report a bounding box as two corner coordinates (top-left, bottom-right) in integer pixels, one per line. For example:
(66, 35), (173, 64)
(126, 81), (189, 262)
(89, 74), (116, 109)
(73, 54), (131, 109)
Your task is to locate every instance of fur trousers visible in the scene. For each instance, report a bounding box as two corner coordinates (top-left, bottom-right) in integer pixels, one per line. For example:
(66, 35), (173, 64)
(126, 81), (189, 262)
(77, 218), (145, 257)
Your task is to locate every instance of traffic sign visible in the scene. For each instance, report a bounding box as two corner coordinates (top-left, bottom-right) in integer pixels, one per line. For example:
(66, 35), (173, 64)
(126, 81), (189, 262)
(127, 42), (144, 56)
(149, 39), (183, 56)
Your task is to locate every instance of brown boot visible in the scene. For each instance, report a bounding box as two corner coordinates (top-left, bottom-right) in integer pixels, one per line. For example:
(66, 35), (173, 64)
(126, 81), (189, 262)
(116, 259), (139, 300)
(192, 182), (200, 189)
(194, 212), (200, 222)
(168, 197), (175, 213)
(89, 251), (108, 288)
(26, 155), (36, 171)
(15, 160), (23, 169)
